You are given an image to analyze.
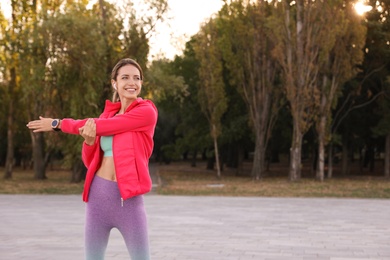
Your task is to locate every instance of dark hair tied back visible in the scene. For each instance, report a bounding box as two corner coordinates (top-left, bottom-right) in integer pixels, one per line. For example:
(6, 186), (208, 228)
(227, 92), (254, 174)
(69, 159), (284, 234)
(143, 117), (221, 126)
(111, 58), (143, 81)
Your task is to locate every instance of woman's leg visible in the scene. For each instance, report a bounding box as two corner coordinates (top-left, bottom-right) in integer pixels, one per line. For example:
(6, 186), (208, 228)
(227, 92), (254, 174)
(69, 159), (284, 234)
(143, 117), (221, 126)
(85, 210), (111, 260)
(85, 176), (116, 260)
(116, 196), (150, 260)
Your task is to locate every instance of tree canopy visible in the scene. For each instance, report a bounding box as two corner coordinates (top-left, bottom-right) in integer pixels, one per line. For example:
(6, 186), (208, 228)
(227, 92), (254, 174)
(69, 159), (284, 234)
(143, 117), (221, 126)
(1, 0), (389, 181)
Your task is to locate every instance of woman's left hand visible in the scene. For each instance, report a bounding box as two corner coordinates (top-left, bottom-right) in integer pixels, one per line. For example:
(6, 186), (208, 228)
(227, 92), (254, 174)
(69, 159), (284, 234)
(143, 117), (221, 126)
(26, 116), (54, 132)
(79, 118), (96, 146)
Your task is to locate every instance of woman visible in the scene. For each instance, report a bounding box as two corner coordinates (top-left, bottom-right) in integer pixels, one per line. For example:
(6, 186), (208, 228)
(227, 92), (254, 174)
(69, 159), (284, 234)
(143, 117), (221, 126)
(27, 58), (157, 260)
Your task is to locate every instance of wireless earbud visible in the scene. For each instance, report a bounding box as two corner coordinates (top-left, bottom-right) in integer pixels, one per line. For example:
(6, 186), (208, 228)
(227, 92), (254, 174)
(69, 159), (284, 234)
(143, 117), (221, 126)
(113, 83), (117, 90)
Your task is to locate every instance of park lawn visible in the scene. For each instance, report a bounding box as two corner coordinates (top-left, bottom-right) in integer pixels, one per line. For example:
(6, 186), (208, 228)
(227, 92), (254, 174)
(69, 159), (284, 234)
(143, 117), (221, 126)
(1, 165), (390, 198)
(156, 168), (390, 199)
(0, 169), (84, 195)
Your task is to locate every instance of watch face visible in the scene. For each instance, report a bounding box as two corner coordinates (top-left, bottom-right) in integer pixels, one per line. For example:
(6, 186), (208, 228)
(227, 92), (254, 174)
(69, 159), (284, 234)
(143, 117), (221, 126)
(51, 120), (58, 128)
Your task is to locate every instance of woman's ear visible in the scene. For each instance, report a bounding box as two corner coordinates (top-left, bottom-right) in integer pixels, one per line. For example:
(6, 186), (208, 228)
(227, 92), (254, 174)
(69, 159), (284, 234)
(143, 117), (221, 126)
(111, 79), (117, 90)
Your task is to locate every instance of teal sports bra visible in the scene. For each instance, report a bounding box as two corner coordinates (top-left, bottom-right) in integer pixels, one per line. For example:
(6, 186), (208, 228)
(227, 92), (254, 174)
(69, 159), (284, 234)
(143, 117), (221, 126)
(100, 136), (113, 157)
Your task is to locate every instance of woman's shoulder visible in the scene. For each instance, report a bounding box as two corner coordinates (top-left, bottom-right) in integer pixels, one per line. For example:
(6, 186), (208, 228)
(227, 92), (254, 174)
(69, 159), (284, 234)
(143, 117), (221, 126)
(134, 98), (157, 112)
(137, 97), (155, 105)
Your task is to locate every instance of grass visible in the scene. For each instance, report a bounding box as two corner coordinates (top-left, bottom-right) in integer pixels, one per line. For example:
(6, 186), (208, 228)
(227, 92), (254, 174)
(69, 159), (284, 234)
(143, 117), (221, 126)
(156, 171), (390, 198)
(1, 163), (390, 199)
(0, 168), (84, 195)
(156, 162), (390, 199)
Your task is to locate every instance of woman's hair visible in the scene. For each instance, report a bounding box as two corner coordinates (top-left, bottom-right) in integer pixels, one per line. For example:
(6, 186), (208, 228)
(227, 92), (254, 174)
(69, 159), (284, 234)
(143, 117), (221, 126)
(111, 58), (144, 102)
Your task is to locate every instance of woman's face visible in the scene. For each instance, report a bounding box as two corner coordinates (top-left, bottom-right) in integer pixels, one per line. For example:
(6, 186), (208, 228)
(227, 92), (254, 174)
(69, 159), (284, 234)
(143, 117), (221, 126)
(113, 64), (142, 102)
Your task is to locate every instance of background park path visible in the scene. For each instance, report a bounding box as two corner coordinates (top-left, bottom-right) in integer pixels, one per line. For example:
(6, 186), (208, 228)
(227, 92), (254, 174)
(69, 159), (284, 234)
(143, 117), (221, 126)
(0, 194), (389, 260)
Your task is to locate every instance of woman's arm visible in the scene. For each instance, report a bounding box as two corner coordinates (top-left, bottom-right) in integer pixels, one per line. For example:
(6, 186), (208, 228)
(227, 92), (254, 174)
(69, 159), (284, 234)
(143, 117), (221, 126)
(27, 101), (157, 135)
(26, 116), (62, 132)
(61, 102), (157, 136)
(79, 119), (98, 167)
(79, 119), (96, 146)
(95, 103), (157, 135)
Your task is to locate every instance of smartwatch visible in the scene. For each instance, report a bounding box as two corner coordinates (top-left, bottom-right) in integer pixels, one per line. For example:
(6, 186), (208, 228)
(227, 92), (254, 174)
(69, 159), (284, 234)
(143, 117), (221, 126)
(51, 119), (61, 131)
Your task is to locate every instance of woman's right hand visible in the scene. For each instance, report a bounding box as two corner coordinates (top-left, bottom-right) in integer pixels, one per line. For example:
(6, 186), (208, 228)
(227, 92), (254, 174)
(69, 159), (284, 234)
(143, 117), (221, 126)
(26, 116), (55, 132)
(79, 119), (96, 146)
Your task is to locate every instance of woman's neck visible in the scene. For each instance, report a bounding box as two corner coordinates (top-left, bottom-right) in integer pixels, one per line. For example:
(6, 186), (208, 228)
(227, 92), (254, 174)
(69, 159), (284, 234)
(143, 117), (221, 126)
(118, 98), (135, 114)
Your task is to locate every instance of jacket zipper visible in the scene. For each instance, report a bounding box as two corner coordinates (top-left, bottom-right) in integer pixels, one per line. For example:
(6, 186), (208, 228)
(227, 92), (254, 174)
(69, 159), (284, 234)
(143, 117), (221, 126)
(121, 198), (124, 207)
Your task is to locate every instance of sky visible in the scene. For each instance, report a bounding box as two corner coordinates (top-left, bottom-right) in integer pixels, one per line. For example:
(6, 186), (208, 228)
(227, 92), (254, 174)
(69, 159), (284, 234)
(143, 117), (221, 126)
(149, 0), (224, 59)
(0, 0), (372, 59)
(0, 0), (224, 60)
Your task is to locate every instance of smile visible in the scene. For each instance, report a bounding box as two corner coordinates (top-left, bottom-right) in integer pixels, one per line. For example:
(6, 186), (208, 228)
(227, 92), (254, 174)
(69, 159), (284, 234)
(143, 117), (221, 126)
(124, 88), (137, 92)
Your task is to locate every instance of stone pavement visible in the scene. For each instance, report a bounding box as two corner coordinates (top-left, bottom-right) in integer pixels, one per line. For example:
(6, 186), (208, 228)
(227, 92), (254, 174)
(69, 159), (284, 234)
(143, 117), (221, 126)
(0, 194), (389, 260)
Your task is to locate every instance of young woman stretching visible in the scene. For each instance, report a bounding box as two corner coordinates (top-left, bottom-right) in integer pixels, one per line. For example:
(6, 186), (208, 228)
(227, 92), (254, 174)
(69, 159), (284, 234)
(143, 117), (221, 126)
(27, 58), (157, 260)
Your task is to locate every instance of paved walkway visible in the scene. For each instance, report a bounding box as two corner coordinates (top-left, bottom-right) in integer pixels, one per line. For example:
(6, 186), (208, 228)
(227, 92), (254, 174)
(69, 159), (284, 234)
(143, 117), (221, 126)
(0, 194), (389, 260)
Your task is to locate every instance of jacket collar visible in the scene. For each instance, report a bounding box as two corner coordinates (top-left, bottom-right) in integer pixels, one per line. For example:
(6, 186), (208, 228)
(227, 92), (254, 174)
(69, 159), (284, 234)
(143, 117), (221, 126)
(104, 97), (144, 115)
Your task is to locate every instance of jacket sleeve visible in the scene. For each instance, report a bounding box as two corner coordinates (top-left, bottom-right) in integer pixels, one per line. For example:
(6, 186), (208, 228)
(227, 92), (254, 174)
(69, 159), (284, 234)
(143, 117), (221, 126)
(95, 103), (157, 136)
(81, 141), (98, 168)
(60, 119), (88, 135)
(61, 102), (157, 136)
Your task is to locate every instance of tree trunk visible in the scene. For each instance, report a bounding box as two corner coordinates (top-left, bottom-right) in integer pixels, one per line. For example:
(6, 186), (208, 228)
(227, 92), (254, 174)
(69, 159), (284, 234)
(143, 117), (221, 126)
(4, 67), (17, 179)
(191, 150), (197, 167)
(71, 159), (86, 183)
(206, 157), (214, 170)
(287, 0), (303, 182)
(327, 144), (333, 178)
(317, 74), (329, 181)
(251, 127), (266, 180)
(4, 101), (14, 179)
(289, 121), (303, 181)
(31, 132), (47, 180)
(212, 124), (221, 178)
(385, 133), (390, 178)
(316, 114), (326, 181)
(317, 135), (325, 181)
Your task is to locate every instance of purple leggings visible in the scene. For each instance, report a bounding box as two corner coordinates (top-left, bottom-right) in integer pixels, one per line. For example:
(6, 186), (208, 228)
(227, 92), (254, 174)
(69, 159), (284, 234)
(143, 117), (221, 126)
(85, 175), (150, 260)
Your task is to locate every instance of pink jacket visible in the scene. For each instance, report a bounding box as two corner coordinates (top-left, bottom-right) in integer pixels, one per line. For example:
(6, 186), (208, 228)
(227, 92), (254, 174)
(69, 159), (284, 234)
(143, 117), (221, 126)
(61, 98), (158, 202)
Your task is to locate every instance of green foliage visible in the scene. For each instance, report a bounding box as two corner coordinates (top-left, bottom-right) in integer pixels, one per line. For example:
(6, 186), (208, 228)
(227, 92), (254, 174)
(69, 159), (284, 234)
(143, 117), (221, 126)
(145, 58), (191, 163)
(194, 18), (228, 139)
(145, 59), (188, 103)
(365, 0), (390, 138)
(316, 0), (367, 144)
(215, 0), (284, 178)
(1, 0), (389, 180)
(169, 40), (211, 160)
(372, 76), (390, 138)
(0, 0), (169, 174)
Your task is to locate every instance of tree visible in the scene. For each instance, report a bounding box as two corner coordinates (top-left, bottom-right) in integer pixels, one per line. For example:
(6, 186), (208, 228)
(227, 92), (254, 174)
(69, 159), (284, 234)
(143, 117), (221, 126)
(194, 19), (228, 178)
(315, 0), (366, 180)
(171, 40), (210, 167)
(2, 0), (26, 179)
(44, 2), (110, 181)
(366, 0), (390, 177)
(96, 0), (122, 106)
(0, 10), (6, 166)
(0, 0), (169, 181)
(17, 0), (67, 179)
(330, 0), (390, 177)
(144, 58), (189, 163)
(218, 0), (282, 180)
(270, 0), (344, 181)
(373, 89), (390, 178)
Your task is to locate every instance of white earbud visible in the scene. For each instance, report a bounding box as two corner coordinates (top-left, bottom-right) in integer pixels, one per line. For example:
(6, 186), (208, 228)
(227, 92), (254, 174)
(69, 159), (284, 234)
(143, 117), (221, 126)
(113, 83), (117, 90)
